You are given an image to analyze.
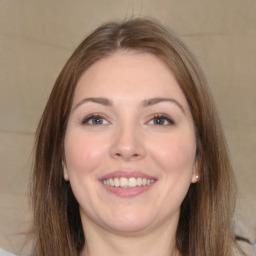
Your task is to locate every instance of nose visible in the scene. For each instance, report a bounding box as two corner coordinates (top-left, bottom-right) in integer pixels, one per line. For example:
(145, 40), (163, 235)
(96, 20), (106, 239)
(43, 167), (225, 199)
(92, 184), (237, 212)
(110, 124), (146, 161)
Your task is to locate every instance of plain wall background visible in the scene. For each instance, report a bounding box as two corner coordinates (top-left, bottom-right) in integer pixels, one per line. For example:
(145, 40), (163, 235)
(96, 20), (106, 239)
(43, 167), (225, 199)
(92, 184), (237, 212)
(0, 1), (255, 255)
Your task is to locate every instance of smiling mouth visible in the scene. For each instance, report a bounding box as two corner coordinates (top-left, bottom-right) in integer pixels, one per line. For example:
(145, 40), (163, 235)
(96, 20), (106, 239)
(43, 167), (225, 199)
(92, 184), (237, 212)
(102, 177), (155, 188)
(99, 171), (157, 197)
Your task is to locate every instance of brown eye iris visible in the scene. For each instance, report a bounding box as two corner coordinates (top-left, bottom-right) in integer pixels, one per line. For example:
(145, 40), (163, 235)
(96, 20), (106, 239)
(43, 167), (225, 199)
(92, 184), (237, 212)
(153, 117), (166, 125)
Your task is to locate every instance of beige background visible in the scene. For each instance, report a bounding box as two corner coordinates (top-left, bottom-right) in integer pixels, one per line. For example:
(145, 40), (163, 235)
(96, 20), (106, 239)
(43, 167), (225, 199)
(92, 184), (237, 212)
(0, 0), (255, 255)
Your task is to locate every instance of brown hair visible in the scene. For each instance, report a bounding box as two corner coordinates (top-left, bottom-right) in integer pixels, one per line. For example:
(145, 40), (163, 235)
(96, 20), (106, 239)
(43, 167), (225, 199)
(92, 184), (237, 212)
(31, 18), (241, 255)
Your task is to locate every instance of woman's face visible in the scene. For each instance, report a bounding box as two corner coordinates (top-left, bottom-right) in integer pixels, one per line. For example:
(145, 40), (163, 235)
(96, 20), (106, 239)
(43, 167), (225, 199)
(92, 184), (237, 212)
(64, 51), (199, 235)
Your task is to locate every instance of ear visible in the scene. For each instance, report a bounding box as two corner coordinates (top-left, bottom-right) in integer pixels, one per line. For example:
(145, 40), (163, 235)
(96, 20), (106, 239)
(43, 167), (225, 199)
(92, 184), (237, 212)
(191, 160), (200, 183)
(62, 161), (69, 181)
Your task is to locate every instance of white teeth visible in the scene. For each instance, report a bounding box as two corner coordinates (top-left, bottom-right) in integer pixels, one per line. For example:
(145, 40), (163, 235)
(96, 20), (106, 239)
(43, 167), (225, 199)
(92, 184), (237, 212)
(114, 178), (119, 187)
(120, 177), (128, 187)
(137, 177), (142, 186)
(102, 177), (155, 188)
(128, 177), (136, 187)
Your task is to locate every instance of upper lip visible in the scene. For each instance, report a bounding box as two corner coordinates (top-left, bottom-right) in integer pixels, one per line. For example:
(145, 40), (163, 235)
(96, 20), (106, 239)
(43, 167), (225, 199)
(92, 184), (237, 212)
(99, 170), (157, 181)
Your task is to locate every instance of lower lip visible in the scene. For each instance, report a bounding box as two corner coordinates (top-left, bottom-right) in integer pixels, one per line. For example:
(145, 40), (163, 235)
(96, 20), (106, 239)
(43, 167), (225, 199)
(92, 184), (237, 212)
(101, 183), (155, 198)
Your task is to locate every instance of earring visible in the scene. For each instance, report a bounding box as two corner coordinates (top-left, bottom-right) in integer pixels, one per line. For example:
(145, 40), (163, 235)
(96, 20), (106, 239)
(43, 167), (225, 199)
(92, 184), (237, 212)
(193, 175), (199, 183)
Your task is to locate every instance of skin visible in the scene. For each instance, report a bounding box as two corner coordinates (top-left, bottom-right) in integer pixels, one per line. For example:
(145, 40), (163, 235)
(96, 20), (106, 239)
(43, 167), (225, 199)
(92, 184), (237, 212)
(63, 50), (199, 256)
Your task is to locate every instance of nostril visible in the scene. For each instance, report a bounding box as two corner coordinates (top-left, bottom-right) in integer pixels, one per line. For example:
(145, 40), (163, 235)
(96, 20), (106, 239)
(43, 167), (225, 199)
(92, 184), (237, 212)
(110, 137), (146, 161)
(114, 152), (140, 160)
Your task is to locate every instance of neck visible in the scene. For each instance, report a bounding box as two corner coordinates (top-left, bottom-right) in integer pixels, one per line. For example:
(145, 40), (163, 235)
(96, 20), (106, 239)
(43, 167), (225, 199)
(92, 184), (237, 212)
(80, 217), (181, 256)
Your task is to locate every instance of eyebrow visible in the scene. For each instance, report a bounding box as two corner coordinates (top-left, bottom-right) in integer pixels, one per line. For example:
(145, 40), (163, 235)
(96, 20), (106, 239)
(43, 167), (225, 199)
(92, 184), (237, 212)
(73, 97), (185, 113)
(142, 97), (185, 113)
(73, 97), (113, 110)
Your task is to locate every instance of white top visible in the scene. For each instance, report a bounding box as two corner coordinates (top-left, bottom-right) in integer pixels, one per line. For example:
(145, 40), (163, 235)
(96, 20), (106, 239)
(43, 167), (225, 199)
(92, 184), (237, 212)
(0, 249), (17, 256)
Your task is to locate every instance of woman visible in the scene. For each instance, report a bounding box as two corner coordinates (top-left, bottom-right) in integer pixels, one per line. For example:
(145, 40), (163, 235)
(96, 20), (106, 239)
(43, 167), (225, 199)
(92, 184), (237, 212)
(31, 18), (245, 255)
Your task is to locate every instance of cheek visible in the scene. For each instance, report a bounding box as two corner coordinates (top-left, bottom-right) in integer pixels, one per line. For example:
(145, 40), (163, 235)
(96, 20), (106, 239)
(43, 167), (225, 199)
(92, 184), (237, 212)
(149, 132), (197, 175)
(64, 130), (109, 178)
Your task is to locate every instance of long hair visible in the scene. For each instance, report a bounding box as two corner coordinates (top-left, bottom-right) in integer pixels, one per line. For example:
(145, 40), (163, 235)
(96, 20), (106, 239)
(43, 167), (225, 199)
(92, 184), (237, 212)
(31, 18), (240, 255)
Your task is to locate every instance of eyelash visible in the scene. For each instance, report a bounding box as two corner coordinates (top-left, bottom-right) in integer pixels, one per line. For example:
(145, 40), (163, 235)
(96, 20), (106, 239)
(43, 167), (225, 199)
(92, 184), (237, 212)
(148, 114), (175, 126)
(81, 114), (174, 126)
(82, 114), (109, 125)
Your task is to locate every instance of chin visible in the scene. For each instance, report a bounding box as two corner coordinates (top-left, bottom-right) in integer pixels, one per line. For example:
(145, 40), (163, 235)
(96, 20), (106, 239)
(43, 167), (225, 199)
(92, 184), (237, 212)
(106, 220), (152, 235)
(99, 208), (158, 234)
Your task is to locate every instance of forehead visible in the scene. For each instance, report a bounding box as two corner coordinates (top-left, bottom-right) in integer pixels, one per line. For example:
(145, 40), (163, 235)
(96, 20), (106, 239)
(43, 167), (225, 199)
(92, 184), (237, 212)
(74, 51), (188, 107)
